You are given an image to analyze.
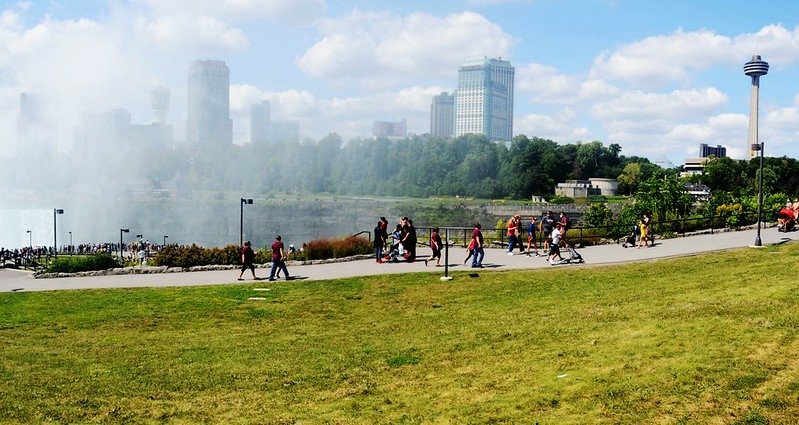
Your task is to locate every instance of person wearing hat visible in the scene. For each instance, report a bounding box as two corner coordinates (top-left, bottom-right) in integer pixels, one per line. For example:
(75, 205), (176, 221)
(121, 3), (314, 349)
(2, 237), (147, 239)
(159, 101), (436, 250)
(237, 240), (258, 281)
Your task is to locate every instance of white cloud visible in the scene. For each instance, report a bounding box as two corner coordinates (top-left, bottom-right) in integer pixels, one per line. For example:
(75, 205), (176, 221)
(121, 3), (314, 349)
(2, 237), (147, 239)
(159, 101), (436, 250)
(590, 25), (799, 88)
(516, 108), (593, 142)
(297, 11), (513, 89)
(136, 15), (249, 53)
(137, 0), (326, 26)
(592, 88), (727, 122)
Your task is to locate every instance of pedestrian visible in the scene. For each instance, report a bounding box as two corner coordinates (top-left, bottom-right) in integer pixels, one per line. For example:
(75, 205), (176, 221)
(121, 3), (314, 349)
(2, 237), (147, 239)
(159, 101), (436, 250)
(463, 237), (476, 265)
(402, 218), (417, 262)
(638, 217), (649, 248)
(526, 216), (540, 256)
(540, 210), (556, 252)
(268, 235), (291, 281)
(374, 221), (385, 263)
(426, 227), (443, 267)
(507, 215), (518, 255)
(643, 212), (654, 247)
(471, 222), (484, 268)
(548, 223), (564, 264)
(559, 212), (571, 248)
(237, 240), (258, 280)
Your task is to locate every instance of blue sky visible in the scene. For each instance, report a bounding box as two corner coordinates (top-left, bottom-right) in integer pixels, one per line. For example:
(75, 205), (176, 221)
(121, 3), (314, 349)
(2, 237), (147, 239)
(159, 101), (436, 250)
(3, 0), (799, 164)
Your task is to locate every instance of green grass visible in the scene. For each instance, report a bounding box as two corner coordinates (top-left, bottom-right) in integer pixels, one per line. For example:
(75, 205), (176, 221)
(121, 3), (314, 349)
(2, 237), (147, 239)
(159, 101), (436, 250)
(2, 244), (799, 423)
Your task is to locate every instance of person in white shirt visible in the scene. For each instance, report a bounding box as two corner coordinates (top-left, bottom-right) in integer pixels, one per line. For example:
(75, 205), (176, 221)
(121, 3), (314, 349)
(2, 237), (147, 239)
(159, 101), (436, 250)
(548, 223), (564, 264)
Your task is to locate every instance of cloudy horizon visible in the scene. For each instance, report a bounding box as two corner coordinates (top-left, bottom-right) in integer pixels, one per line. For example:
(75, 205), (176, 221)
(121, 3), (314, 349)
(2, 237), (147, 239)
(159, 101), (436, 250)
(2, 0), (799, 164)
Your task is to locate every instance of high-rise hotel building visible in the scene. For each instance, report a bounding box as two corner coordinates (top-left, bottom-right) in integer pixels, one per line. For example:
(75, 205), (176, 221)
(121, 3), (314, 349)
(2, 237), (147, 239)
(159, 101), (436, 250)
(430, 92), (455, 138)
(186, 60), (232, 148)
(454, 57), (514, 143)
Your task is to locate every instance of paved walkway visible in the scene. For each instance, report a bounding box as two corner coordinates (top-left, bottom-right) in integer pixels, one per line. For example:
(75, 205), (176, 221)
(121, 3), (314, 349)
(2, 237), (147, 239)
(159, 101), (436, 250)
(0, 227), (793, 292)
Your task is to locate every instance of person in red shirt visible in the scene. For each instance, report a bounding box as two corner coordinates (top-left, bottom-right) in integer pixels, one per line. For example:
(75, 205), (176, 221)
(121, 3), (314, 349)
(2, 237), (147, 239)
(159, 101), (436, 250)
(471, 222), (484, 268)
(425, 227), (443, 267)
(268, 235), (290, 281)
(237, 241), (258, 281)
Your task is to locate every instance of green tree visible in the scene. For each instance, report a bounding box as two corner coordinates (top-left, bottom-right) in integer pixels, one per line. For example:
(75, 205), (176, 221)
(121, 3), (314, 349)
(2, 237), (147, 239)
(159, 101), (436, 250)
(617, 163), (642, 195)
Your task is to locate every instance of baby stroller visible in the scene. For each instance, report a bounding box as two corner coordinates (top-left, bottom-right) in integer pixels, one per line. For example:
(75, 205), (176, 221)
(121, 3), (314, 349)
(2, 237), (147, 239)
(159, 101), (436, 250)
(551, 246), (585, 265)
(778, 207), (796, 232)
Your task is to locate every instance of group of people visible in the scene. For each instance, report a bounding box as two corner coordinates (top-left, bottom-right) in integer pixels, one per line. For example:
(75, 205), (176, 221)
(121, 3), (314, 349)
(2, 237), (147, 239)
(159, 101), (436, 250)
(373, 216), (418, 264)
(622, 213), (653, 248)
(502, 210), (572, 264)
(237, 235), (291, 281)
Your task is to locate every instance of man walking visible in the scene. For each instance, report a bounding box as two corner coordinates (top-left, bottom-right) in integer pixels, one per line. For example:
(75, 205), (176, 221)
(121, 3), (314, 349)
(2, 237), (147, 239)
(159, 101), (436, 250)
(471, 222), (484, 268)
(268, 235), (290, 281)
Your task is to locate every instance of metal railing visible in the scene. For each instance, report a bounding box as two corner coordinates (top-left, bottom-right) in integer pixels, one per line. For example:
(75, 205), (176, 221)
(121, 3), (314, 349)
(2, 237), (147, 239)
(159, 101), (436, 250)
(412, 211), (772, 249)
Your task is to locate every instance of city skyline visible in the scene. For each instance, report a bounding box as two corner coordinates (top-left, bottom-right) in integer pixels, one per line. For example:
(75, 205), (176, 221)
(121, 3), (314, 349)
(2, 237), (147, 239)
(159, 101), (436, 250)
(4, 1), (799, 163)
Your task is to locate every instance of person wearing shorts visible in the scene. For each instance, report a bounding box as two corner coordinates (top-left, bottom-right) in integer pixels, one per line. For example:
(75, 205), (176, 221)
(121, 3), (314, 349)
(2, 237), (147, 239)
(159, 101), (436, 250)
(237, 241), (258, 280)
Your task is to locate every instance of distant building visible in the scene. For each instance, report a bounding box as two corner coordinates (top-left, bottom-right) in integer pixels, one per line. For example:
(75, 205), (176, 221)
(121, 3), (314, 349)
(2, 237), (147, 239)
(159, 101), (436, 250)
(700, 143), (726, 158)
(250, 101), (271, 144)
(430, 92), (455, 137)
(186, 60), (232, 148)
(265, 120), (300, 144)
(685, 183), (711, 202)
(250, 100), (300, 144)
(373, 118), (407, 139)
(17, 93), (56, 158)
(151, 87), (170, 124)
(555, 180), (601, 198)
(681, 158), (711, 176)
(75, 108), (171, 156)
(588, 178), (618, 196)
(455, 57), (514, 143)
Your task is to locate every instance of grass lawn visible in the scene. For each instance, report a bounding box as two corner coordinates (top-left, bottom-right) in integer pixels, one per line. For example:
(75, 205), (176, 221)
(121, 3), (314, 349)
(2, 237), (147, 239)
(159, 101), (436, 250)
(2, 244), (799, 423)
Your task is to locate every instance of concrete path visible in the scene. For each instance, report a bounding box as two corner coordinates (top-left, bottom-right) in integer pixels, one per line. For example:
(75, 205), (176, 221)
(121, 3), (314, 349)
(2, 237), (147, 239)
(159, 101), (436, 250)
(0, 227), (794, 293)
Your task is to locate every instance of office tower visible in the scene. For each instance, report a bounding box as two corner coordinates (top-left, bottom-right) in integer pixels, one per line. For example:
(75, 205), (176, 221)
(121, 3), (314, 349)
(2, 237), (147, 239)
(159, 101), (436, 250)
(250, 100), (271, 144)
(17, 93), (56, 158)
(265, 121), (300, 144)
(250, 100), (300, 144)
(151, 87), (170, 124)
(372, 118), (407, 139)
(430, 92), (455, 137)
(455, 57), (514, 143)
(744, 55), (768, 160)
(699, 143), (726, 158)
(186, 60), (232, 148)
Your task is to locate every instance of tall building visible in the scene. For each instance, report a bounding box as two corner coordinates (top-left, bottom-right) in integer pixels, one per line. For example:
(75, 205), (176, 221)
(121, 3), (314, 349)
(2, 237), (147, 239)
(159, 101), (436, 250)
(151, 87), (170, 124)
(17, 93), (56, 158)
(250, 100), (300, 144)
(744, 55), (768, 160)
(455, 57), (514, 143)
(186, 60), (232, 148)
(250, 101), (271, 144)
(700, 143), (726, 158)
(430, 92), (454, 138)
(372, 119), (407, 139)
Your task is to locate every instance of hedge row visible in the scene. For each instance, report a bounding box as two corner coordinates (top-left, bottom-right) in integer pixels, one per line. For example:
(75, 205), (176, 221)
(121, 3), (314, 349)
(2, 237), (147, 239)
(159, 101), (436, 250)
(150, 236), (372, 268)
(45, 253), (121, 274)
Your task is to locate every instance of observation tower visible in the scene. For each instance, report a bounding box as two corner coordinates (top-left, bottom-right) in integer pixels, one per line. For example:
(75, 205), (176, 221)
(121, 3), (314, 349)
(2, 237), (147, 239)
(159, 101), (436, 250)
(743, 55), (768, 160)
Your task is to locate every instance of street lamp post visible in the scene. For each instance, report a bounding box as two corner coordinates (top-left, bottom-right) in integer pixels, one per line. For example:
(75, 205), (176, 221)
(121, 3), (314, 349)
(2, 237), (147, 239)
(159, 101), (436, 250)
(240, 197), (253, 247)
(163, 235), (168, 247)
(68, 231), (73, 255)
(26, 229), (31, 255)
(53, 208), (64, 257)
(753, 142), (765, 247)
(120, 228), (130, 261)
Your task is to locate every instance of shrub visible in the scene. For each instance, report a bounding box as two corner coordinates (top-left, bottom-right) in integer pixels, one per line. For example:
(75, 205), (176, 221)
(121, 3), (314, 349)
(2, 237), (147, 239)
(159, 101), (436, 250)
(150, 244), (239, 268)
(305, 236), (371, 260)
(46, 253), (120, 273)
(549, 195), (574, 204)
